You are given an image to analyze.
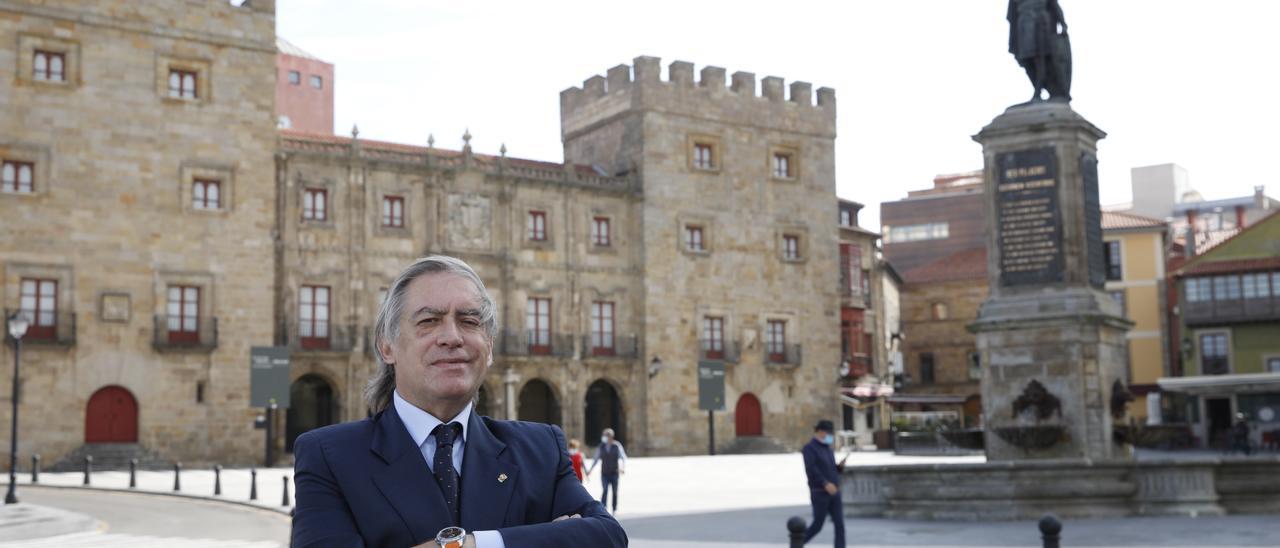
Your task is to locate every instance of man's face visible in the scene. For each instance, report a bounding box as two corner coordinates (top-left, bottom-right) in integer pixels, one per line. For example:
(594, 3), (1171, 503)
(381, 272), (492, 413)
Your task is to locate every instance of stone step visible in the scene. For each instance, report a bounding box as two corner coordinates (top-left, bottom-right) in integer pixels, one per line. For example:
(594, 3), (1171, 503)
(720, 436), (790, 455)
(47, 443), (172, 472)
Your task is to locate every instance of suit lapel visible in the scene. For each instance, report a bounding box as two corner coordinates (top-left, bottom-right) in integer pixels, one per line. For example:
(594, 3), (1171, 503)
(460, 413), (519, 530)
(370, 405), (452, 541)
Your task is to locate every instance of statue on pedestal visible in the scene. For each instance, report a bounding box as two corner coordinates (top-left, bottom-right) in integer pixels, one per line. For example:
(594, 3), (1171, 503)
(1008, 0), (1072, 102)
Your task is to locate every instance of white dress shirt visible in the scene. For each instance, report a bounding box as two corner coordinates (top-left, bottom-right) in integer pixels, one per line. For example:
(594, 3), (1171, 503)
(393, 391), (505, 548)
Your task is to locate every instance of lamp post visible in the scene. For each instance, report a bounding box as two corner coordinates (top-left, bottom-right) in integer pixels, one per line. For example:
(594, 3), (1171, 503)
(6, 312), (30, 504)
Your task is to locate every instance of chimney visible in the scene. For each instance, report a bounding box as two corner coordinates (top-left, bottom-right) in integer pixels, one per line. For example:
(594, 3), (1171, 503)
(1235, 205), (1246, 229)
(1256, 185), (1267, 209)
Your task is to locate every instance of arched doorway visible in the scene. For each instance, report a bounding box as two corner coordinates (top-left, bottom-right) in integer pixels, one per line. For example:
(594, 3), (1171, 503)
(584, 380), (624, 447)
(735, 393), (762, 437)
(286, 374), (338, 453)
(518, 379), (561, 426)
(475, 384), (490, 417)
(85, 386), (138, 443)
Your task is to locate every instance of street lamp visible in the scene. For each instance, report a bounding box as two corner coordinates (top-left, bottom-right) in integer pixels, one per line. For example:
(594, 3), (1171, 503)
(6, 311), (30, 505)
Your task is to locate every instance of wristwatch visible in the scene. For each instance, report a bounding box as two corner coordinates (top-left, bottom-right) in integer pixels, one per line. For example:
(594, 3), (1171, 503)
(435, 526), (466, 548)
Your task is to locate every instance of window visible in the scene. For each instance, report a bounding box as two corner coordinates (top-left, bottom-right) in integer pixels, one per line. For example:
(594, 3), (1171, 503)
(685, 225), (705, 252)
(931, 302), (949, 320)
(303, 188), (327, 221)
(772, 152), (792, 178)
(166, 285), (200, 344)
(19, 278), (57, 340)
(1186, 278), (1212, 303)
(527, 210), (547, 241)
(766, 320), (787, 362)
(1199, 333), (1228, 375)
(920, 353), (936, 384)
(839, 244), (861, 296)
(839, 208), (853, 227)
(781, 234), (801, 261)
(196, 381), (206, 404)
(2, 160), (34, 193)
(1109, 290), (1127, 317)
(703, 316), (724, 359)
(590, 301), (614, 355)
(861, 269), (871, 298)
(1242, 273), (1271, 299)
(882, 222), (949, 243)
(693, 143), (715, 170)
(591, 217), (611, 246)
(33, 50), (65, 82)
(840, 320), (851, 358)
(1268, 357), (1280, 374)
(310, 75), (323, 89)
(1104, 241), (1122, 281)
(299, 285), (331, 349)
(1213, 275), (1241, 300)
(288, 70), (300, 85)
(526, 297), (551, 354)
(382, 196), (405, 228)
(968, 352), (982, 381)
(168, 69), (198, 99)
(192, 179), (221, 210)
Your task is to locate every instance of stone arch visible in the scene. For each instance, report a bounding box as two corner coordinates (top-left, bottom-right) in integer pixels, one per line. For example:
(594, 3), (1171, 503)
(735, 392), (763, 437)
(286, 373), (338, 453)
(517, 378), (562, 426)
(85, 385), (138, 443)
(584, 378), (625, 447)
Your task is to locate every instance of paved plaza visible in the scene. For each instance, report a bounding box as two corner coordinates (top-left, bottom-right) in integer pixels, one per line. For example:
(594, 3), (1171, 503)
(2, 451), (1278, 546)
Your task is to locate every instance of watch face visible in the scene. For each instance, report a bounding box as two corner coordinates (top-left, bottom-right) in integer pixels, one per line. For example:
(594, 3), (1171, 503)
(437, 526), (465, 540)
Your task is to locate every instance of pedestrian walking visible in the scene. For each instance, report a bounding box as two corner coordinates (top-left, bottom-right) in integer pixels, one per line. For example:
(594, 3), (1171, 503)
(568, 438), (586, 482)
(803, 419), (850, 547)
(586, 428), (627, 513)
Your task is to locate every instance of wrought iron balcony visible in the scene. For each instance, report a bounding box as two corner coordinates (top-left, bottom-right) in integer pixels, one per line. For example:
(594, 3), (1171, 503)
(5, 309), (76, 347)
(152, 315), (217, 351)
(289, 322), (357, 353)
(765, 343), (803, 365)
(498, 331), (574, 358)
(847, 354), (872, 377)
(699, 339), (740, 363)
(581, 334), (638, 359)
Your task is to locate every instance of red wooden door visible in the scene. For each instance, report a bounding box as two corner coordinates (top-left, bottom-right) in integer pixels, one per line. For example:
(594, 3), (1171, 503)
(735, 393), (762, 437)
(85, 386), (138, 443)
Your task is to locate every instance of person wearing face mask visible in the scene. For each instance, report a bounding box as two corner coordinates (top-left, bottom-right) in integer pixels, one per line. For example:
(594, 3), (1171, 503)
(585, 428), (627, 513)
(802, 420), (849, 547)
(568, 439), (586, 482)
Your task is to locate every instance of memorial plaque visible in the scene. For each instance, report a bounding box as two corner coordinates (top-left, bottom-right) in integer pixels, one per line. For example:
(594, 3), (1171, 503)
(250, 346), (292, 408)
(697, 361), (726, 411)
(996, 148), (1063, 287)
(1081, 153), (1106, 289)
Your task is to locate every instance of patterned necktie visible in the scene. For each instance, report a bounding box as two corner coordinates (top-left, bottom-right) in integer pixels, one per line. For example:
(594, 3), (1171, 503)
(432, 422), (463, 524)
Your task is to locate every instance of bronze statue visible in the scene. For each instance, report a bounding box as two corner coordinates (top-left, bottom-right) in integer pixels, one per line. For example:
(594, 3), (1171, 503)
(1007, 0), (1072, 102)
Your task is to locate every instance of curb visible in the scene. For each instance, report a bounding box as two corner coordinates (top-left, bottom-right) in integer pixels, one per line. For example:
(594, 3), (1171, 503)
(19, 483), (294, 518)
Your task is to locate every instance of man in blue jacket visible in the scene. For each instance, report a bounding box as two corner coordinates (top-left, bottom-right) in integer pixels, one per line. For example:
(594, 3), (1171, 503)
(292, 256), (627, 548)
(802, 420), (848, 547)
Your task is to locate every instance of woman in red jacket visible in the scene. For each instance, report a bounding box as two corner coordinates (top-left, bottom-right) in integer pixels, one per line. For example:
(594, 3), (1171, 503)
(568, 438), (586, 482)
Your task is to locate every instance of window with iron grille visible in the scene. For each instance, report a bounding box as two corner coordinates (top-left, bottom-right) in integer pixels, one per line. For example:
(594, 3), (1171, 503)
(192, 179), (221, 210)
(703, 316), (724, 359)
(2, 161), (34, 193)
(591, 301), (614, 355)
(300, 285), (331, 349)
(591, 217), (611, 246)
(527, 211), (547, 241)
(685, 225), (704, 252)
(168, 69), (198, 99)
(693, 143), (714, 170)
(19, 278), (57, 340)
(33, 50), (65, 82)
(1199, 333), (1229, 375)
(303, 188), (327, 221)
(382, 196), (404, 228)
(766, 320), (786, 362)
(167, 285), (200, 344)
(526, 297), (551, 354)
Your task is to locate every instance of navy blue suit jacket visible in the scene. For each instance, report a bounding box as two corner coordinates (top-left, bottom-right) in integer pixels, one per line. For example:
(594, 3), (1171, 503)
(801, 438), (842, 492)
(292, 405), (627, 547)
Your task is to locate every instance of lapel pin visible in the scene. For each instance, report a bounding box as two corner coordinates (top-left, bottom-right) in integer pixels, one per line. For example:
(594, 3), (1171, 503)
(498, 473), (508, 483)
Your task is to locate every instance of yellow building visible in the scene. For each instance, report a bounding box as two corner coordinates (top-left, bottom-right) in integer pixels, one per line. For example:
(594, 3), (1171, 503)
(1101, 211), (1169, 420)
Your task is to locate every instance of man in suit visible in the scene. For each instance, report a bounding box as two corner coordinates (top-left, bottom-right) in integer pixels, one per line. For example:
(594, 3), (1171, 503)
(292, 256), (628, 548)
(802, 420), (848, 548)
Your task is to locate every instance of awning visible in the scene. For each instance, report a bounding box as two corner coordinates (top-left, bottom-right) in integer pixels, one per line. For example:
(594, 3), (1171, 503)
(1157, 372), (1280, 396)
(840, 384), (895, 399)
(887, 394), (970, 405)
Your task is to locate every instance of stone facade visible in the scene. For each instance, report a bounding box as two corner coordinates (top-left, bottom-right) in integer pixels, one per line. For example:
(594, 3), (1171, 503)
(0, 0), (278, 466)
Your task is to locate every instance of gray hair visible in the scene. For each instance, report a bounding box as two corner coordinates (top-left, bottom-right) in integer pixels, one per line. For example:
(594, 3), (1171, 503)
(364, 255), (498, 413)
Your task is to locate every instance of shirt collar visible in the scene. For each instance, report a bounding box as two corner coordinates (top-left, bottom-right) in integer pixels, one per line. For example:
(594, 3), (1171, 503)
(393, 390), (472, 449)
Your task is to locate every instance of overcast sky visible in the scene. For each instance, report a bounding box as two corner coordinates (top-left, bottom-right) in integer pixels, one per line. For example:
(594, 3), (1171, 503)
(277, 0), (1280, 230)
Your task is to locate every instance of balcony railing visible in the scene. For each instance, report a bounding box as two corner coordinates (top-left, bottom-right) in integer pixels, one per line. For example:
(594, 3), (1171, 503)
(1184, 296), (1279, 327)
(498, 331), (574, 358)
(153, 315), (217, 351)
(5, 309), (76, 346)
(290, 323), (357, 353)
(764, 344), (803, 365)
(847, 354), (872, 377)
(699, 339), (740, 363)
(581, 334), (638, 359)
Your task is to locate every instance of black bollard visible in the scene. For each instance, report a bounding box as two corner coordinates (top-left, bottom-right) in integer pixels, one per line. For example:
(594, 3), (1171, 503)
(282, 475), (291, 507)
(30, 454), (39, 484)
(787, 516), (806, 548)
(128, 459), (137, 488)
(83, 455), (93, 485)
(249, 468), (258, 500)
(173, 462), (182, 492)
(1039, 514), (1062, 548)
(214, 464), (222, 496)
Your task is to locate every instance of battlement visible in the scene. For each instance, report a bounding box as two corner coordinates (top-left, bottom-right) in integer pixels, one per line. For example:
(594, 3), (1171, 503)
(560, 56), (836, 140)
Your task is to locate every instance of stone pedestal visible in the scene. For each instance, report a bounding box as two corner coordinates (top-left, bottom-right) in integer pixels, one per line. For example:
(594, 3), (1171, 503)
(971, 102), (1133, 461)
